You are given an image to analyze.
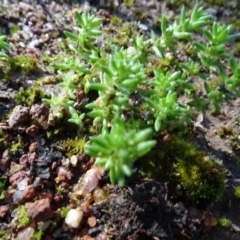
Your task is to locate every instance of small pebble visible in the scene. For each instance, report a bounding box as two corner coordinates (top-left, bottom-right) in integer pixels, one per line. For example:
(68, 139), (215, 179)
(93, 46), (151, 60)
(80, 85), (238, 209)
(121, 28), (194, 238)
(65, 208), (83, 228)
(16, 227), (34, 240)
(139, 23), (148, 31)
(12, 190), (23, 202)
(17, 177), (28, 190)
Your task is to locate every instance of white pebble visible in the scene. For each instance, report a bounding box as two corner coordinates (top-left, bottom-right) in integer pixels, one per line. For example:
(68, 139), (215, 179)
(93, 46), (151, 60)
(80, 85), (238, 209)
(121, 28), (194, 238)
(70, 155), (78, 167)
(16, 227), (34, 240)
(65, 208), (83, 228)
(12, 190), (23, 202)
(17, 177), (28, 190)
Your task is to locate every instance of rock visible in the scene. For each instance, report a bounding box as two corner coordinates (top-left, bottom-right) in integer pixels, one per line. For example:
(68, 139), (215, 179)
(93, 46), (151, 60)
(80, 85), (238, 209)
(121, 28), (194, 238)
(22, 185), (36, 200)
(0, 149), (12, 172)
(203, 214), (217, 227)
(139, 23), (148, 31)
(0, 205), (9, 218)
(9, 162), (24, 176)
(147, 0), (156, 8)
(205, 8), (218, 18)
(25, 124), (39, 136)
(72, 167), (104, 198)
(17, 177), (29, 190)
(87, 216), (97, 227)
(37, 220), (51, 231)
(9, 170), (26, 188)
(70, 155), (78, 167)
(12, 190), (23, 202)
(30, 103), (49, 118)
(55, 166), (72, 183)
(16, 227), (34, 240)
(8, 106), (30, 128)
(93, 188), (108, 204)
(19, 2), (34, 12)
(25, 198), (53, 222)
(65, 208), (83, 228)
(19, 152), (37, 167)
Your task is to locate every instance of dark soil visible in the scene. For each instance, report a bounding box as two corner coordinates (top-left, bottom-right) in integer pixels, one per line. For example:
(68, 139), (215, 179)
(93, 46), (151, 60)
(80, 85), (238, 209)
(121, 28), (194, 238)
(0, 0), (240, 239)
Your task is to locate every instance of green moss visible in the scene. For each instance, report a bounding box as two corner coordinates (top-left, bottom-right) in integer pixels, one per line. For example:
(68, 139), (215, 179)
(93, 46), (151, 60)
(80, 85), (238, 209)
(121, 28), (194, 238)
(16, 205), (30, 227)
(110, 15), (122, 25)
(134, 9), (145, 21)
(146, 55), (179, 75)
(203, 0), (226, 7)
(178, 42), (197, 58)
(233, 43), (240, 55)
(123, 0), (134, 7)
(0, 129), (8, 149)
(57, 136), (87, 157)
(6, 55), (38, 75)
(217, 125), (233, 138)
(15, 86), (45, 106)
(9, 24), (20, 35)
(10, 135), (24, 153)
(234, 186), (240, 198)
(138, 135), (226, 202)
(0, 175), (7, 200)
(232, 19), (240, 31)
(106, 22), (136, 48)
(168, 0), (191, 8)
(36, 75), (61, 85)
(207, 76), (224, 91)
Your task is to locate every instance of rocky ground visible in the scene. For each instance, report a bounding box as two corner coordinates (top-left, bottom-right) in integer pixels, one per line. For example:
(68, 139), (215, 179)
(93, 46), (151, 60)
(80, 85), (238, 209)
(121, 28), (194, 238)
(0, 0), (240, 239)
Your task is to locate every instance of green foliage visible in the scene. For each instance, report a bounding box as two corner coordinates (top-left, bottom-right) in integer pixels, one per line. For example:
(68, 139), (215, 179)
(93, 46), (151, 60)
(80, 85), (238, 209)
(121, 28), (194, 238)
(9, 24), (20, 35)
(85, 117), (156, 186)
(218, 217), (232, 227)
(15, 86), (45, 106)
(176, 154), (225, 202)
(123, 0), (134, 7)
(33, 230), (44, 240)
(0, 175), (7, 199)
(10, 135), (24, 153)
(6, 55), (38, 75)
(0, 34), (9, 59)
(60, 206), (70, 218)
(110, 15), (122, 25)
(57, 136), (87, 157)
(17, 205), (30, 227)
(234, 186), (240, 199)
(85, 47), (146, 124)
(42, 5), (240, 187)
(139, 135), (226, 202)
(42, 93), (74, 118)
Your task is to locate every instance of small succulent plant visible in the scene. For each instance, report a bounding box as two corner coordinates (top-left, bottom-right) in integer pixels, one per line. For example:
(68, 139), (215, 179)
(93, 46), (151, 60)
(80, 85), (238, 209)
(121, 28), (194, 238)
(42, 5), (240, 187)
(0, 34), (9, 59)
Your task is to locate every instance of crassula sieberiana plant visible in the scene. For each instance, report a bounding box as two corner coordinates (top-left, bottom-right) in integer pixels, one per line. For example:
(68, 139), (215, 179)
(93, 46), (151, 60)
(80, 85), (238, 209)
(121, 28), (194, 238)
(42, 5), (240, 187)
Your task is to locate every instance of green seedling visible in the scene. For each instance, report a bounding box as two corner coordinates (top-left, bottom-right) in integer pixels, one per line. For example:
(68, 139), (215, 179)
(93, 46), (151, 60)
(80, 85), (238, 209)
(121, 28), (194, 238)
(218, 217), (232, 228)
(60, 206), (70, 218)
(16, 205), (30, 227)
(33, 230), (44, 240)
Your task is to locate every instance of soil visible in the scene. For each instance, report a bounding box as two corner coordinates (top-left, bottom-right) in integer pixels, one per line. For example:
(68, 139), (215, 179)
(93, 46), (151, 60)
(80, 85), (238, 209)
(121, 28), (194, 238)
(0, 0), (240, 239)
